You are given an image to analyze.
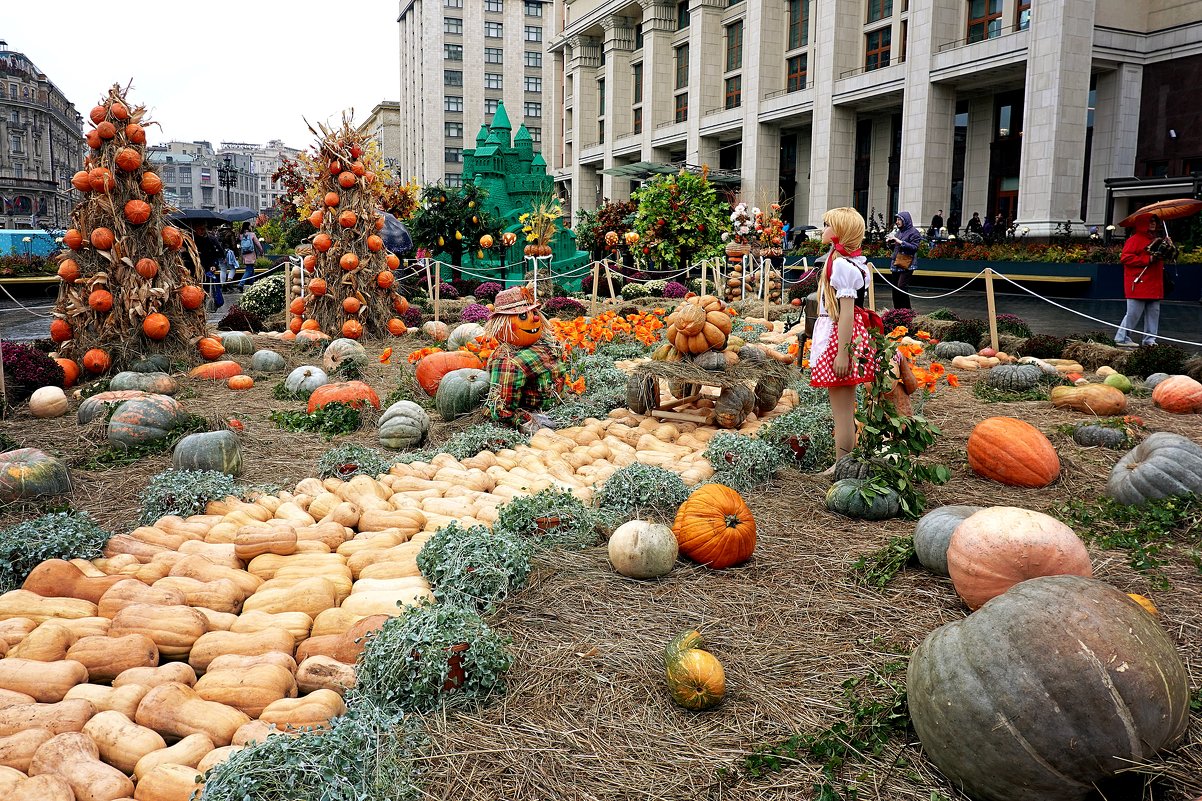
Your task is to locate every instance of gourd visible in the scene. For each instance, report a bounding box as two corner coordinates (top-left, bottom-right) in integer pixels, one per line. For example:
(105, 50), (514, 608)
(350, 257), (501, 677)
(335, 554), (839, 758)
(379, 400), (431, 449)
(257, 688), (346, 731)
(77, 390), (147, 424)
(0, 728), (53, 772)
(907, 575), (1189, 801)
(109, 371), (178, 395)
(1106, 432), (1202, 506)
(913, 505), (981, 576)
(672, 484), (756, 569)
(219, 330), (255, 355)
(250, 349), (286, 372)
(692, 350), (727, 371)
(0, 766), (21, 797)
(608, 520), (678, 578)
(295, 656), (357, 696)
(205, 652), (297, 675)
(29, 387), (69, 418)
(753, 375), (786, 415)
(1144, 372), (1170, 389)
(152, 577), (244, 615)
(65, 634), (158, 683)
(131, 732), (214, 780)
(106, 394), (189, 448)
(663, 629), (725, 711)
(241, 576), (338, 618)
(197, 744), (242, 772)
(194, 663), (298, 717)
(714, 384), (753, 429)
(130, 355), (173, 374)
(825, 479), (901, 520)
(966, 416), (1060, 488)
(1072, 423), (1127, 448)
(664, 295), (732, 354)
(132, 763), (203, 801)
(22, 561), (125, 604)
(234, 528), (298, 561)
(625, 374), (660, 415)
(933, 340), (976, 358)
(434, 368), (490, 421)
(307, 380), (381, 413)
(983, 364), (1042, 392)
(112, 663), (197, 690)
(27, 731), (135, 801)
(322, 338), (369, 371)
(82, 710), (166, 775)
(108, 604), (209, 660)
(134, 682), (250, 746)
(6, 621), (73, 662)
(188, 360), (243, 380)
(63, 684), (148, 719)
(446, 322), (485, 351)
(414, 350), (485, 396)
(0, 659), (88, 702)
(97, 581), (187, 618)
(422, 320), (449, 341)
(172, 430), (242, 476)
(188, 629), (296, 674)
(295, 615), (388, 665)
(1050, 384), (1127, 415)
(284, 365), (328, 396)
(0, 699), (96, 738)
(947, 506), (1092, 610)
(1151, 374), (1202, 413)
(6, 774), (76, 801)
(832, 454), (876, 481)
(0, 448), (72, 503)
(1102, 372), (1132, 393)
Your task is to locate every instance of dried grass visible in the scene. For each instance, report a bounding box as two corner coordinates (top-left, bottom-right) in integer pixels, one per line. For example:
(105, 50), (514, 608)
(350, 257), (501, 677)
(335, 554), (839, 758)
(1062, 340), (1130, 372)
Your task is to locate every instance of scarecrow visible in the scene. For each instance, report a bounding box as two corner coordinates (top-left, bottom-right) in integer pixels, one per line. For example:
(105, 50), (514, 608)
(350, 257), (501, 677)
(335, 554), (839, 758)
(483, 285), (564, 432)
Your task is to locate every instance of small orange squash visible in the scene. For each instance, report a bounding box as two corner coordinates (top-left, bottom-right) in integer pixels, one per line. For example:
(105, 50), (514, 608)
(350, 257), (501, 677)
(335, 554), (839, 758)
(387, 318), (406, 336)
(198, 337), (226, 361)
(338, 211), (357, 228)
(124, 199), (152, 224)
(115, 147), (142, 172)
(49, 319), (73, 342)
(190, 360), (243, 381)
(82, 349), (111, 374)
(135, 257), (159, 280)
(55, 359), (80, 388)
(88, 168), (114, 194)
(87, 289), (113, 312)
(366, 234), (383, 252)
(289, 297), (306, 315)
(323, 191), (340, 207)
(309, 278), (328, 295)
(338, 171), (357, 189)
(227, 375), (255, 390)
(289, 316), (303, 333)
(340, 252), (360, 271)
(308, 210), (323, 228)
(966, 416), (1060, 488)
(126, 122), (147, 144)
(142, 313), (170, 341)
(301, 319), (321, 331)
(140, 172), (162, 195)
(313, 233), (333, 253)
(89, 227), (115, 250)
(63, 229), (83, 250)
(376, 270), (394, 289)
(342, 296), (361, 314)
(179, 284), (204, 310)
(341, 319), (363, 339)
(161, 226), (184, 250)
(56, 259), (80, 284)
(385, 253), (400, 269)
(307, 381), (380, 413)
(672, 484), (756, 569)
(71, 171), (92, 192)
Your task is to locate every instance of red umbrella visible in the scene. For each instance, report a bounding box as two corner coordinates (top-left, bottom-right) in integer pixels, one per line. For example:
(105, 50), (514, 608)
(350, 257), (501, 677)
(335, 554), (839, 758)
(1117, 198), (1202, 228)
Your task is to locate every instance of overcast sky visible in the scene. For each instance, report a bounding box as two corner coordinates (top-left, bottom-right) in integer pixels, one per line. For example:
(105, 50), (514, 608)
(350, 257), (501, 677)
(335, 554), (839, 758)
(3, 1), (401, 152)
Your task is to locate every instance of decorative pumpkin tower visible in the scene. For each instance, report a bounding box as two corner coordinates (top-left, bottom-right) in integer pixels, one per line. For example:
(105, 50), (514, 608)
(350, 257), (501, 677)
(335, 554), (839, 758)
(290, 117), (410, 340)
(49, 84), (207, 375)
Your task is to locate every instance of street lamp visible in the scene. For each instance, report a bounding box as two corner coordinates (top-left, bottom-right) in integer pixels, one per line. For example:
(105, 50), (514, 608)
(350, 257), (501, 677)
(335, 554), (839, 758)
(217, 156), (236, 210)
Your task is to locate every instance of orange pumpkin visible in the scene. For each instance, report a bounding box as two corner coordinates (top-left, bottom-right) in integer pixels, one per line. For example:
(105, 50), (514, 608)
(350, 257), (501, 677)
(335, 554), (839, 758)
(162, 227), (184, 250)
(308, 210), (324, 228)
(90, 227), (115, 250)
(49, 319), (73, 343)
(385, 253), (400, 269)
(180, 284), (205, 310)
(340, 253), (360, 271)
(351, 161), (366, 177)
(366, 235), (383, 252)
(124, 200), (152, 225)
(96, 120), (116, 139)
(666, 644), (726, 710)
(323, 192), (340, 207)
(228, 376), (255, 390)
(295, 328), (329, 343)
(672, 484), (756, 569)
(63, 229), (83, 250)
(303, 254), (316, 271)
(341, 319), (364, 339)
(82, 348), (112, 374)
(387, 318), (407, 336)
(70, 171), (92, 194)
(414, 350), (485, 395)
(115, 147), (142, 172)
(479, 234), (494, 248)
(338, 211), (357, 229)
(86, 128), (102, 149)
(301, 319), (321, 330)
(281, 330), (297, 341)
(342, 297), (361, 314)
(142, 313), (170, 341)
(198, 337), (226, 361)
(136, 258), (159, 280)
(110, 101), (129, 120)
(125, 123), (147, 144)
(328, 159), (341, 175)
(190, 360), (243, 380)
(307, 381), (381, 413)
(314, 234), (333, 253)
(376, 271), (394, 289)
(392, 295), (409, 315)
(89, 105), (107, 124)
(88, 289), (114, 312)
(1151, 375), (1202, 414)
(89, 167), (114, 193)
(140, 172), (163, 195)
(309, 278), (328, 296)
(338, 171), (357, 189)
(289, 316), (303, 333)
(57, 259), (81, 284)
(56, 358), (80, 388)
(289, 298), (306, 315)
(966, 416), (1060, 488)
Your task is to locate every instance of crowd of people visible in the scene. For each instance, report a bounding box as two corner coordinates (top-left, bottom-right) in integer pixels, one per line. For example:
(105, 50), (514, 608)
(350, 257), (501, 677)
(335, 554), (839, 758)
(188, 222), (265, 310)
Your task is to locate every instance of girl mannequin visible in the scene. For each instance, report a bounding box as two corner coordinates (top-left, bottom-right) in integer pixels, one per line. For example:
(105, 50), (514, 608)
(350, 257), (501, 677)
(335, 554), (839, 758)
(809, 207), (876, 463)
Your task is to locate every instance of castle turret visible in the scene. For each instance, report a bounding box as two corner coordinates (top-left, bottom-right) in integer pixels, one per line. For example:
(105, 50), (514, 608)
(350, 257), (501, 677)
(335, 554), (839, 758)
(513, 124), (534, 166)
(487, 102), (512, 148)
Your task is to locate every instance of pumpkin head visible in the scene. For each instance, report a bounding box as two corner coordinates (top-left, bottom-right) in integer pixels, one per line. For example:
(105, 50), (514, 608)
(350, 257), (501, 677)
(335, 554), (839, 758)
(136, 258), (159, 280)
(88, 289), (114, 312)
(180, 285), (204, 310)
(142, 313), (171, 341)
(82, 348), (112, 374)
(63, 229), (83, 250)
(140, 172), (163, 195)
(414, 350), (485, 395)
(57, 259), (80, 284)
(672, 484), (756, 569)
(124, 200), (152, 225)
(487, 287), (546, 347)
(198, 337), (226, 361)
(90, 227), (115, 250)
(115, 147), (142, 172)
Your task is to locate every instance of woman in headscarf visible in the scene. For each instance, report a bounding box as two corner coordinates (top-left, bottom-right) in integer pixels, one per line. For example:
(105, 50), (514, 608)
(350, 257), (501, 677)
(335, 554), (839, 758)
(886, 211), (922, 310)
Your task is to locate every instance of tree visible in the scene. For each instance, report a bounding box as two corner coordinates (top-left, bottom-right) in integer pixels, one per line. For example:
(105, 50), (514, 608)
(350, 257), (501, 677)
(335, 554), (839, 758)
(632, 169), (730, 272)
(409, 183), (502, 281)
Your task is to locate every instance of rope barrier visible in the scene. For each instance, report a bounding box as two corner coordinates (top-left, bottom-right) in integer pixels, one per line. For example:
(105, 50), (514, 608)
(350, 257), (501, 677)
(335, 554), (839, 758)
(0, 283), (53, 318)
(874, 269), (991, 300)
(206, 259), (290, 289)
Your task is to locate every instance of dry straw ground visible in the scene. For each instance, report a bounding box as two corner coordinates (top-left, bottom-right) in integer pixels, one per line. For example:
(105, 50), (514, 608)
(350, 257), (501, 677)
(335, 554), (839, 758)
(2, 333), (1200, 801)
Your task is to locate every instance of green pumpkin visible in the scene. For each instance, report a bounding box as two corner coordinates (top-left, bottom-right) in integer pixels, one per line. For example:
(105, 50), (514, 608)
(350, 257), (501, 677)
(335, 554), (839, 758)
(1072, 423), (1127, 449)
(106, 394), (189, 449)
(1102, 373), (1132, 393)
(824, 478), (901, 520)
(434, 368), (490, 422)
(379, 400), (431, 449)
(322, 338), (369, 371)
(0, 447), (72, 503)
(250, 350), (287, 373)
(934, 341), (977, 359)
(753, 376), (787, 415)
(913, 505), (982, 576)
(220, 331), (256, 355)
(77, 390), (150, 425)
(626, 374), (660, 415)
(172, 430), (242, 476)
(284, 365), (328, 397)
(447, 323), (486, 351)
(983, 364), (1042, 392)
(128, 354), (173, 373)
(110, 371), (178, 395)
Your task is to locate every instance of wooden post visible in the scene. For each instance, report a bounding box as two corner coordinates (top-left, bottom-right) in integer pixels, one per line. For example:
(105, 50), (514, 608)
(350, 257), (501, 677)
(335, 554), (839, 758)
(985, 267), (999, 351)
(589, 260), (600, 317)
(699, 258), (707, 296)
(424, 257), (434, 306)
(433, 260), (441, 324)
(604, 258), (617, 301)
(283, 258), (294, 329)
(867, 262), (876, 310)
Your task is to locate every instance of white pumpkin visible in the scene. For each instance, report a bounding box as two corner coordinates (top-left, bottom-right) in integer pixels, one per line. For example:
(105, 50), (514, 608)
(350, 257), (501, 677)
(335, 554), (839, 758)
(250, 350), (287, 372)
(608, 520), (678, 578)
(29, 386), (69, 418)
(322, 338), (369, 371)
(447, 323), (486, 351)
(284, 365), (328, 396)
(379, 400), (431, 450)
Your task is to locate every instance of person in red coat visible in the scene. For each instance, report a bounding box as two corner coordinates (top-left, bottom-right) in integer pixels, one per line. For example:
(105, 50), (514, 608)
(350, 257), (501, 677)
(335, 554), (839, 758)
(1115, 214), (1166, 347)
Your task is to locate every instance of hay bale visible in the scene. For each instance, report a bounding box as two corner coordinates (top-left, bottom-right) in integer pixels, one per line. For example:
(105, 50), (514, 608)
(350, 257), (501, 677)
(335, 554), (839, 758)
(977, 332), (1025, 354)
(1061, 340), (1128, 372)
(912, 316), (956, 341)
(1185, 355), (1202, 382)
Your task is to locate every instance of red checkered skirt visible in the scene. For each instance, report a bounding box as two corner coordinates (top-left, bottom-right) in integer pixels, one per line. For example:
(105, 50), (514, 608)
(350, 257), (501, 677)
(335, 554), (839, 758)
(809, 315), (876, 388)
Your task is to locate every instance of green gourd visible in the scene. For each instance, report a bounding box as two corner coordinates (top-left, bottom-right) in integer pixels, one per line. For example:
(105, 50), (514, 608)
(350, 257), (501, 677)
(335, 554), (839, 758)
(434, 368), (490, 422)
(172, 431), (243, 476)
(824, 478), (901, 520)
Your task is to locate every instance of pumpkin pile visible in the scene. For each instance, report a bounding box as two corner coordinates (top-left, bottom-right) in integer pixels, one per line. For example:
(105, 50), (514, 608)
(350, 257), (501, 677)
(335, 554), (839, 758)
(288, 118), (410, 340)
(723, 262), (782, 304)
(663, 295), (732, 356)
(49, 84), (208, 375)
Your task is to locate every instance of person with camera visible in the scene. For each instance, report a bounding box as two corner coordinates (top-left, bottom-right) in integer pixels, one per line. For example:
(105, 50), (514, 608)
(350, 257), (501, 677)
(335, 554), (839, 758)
(1115, 213), (1171, 347)
(886, 211), (923, 310)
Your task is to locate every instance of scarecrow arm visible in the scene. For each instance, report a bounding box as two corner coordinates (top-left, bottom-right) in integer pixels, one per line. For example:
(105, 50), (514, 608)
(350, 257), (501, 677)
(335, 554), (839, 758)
(485, 353), (528, 424)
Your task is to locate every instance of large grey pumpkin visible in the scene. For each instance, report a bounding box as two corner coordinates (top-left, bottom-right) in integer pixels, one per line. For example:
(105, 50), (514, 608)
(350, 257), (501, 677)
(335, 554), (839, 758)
(110, 371), (178, 396)
(446, 323), (486, 351)
(219, 331), (256, 355)
(322, 338), (369, 371)
(913, 504), (982, 576)
(907, 575), (1189, 801)
(284, 365), (328, 397)
(435, 368), (490, 422)
(934, 341), (976, 359)
(379, 400), (431, 449)
(172, 430), (243, 476)
(77, 390), (150, 425)
(106, 394), (189, 449)
(626, 374), (659, 415)
(1106, 432), (1202, 505)
(250, 350), (287, 373)
(825, 478), (900, 520)
(128, 354), (173, 374)
(983, 364), (1042, 392)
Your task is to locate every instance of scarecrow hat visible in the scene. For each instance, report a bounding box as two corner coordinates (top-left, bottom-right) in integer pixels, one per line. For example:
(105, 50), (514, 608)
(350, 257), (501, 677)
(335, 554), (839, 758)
(492, 285), (541, 315)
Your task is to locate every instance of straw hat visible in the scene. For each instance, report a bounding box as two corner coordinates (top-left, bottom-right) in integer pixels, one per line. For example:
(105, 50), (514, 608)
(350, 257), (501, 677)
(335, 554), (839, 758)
(492, 285), (541, 315)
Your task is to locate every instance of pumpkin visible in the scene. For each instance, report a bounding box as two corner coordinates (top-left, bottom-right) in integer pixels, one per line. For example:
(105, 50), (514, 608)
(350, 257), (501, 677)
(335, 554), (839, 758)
(323, 191), (340, 207)
(1106, 432), (1202, 506)
(82, 710), (165, 775)
(913, 505), (982, 576)
(0, 449), (72, 503)
(88, 168), (115, 193)
(753, 375), (786, 415)
(189, 360), (243, 380)
(338, 210), (358, 228)
(422, 320), (449, 342)
(140, 172), (162, 195)
(56, 260), (79, 284)
(27, 731), (134, 800)
(307, 381), (380, 413)
(946, 506), (1092, 610)
(87, 289), (113, 313)
(339, 253), (360, 271)
(77, 390), (148, 424)
(966, 417), (1060, 488)
(130, 355), (173, 374)
(663, 630), (725, 711)
(250, 350), (286, 372)
(309, 278), (328, 296)
(219, 331), (255, 355)
(387, 318), (407, 336)
(832, 454), (877, 481)
(415, 350), (484, 395)
(1072, 423), (1127, 448)
(714, 384), (753, 429)
(301, 319), (321, 330)
(55, 359), (80, 388)
(341, 319), (364, 339)
(124, 199), (151, 224)
(179, 284), (204, 309)
(672, 484), (755, 569)
(907, 575), (1189, 801)
(82, 348), (111, 374)
(49, 318), (73, 343)
(825, 478), (901, 520)
(608, 520), (678, 578)
(1144, 372), (1170, 389)
(1151, 374), (1202, 414)
(625, 374), (660, 415)
(227, 375), (255, 390)
(983, 364), (1042, 392)
(665, 295), (731, 354)
(173, 430), (242, 476)
(29, 387), (68, 419)
(447, 323), (486, 351)
(693, 350), (727, 371)
(434, 368), (490, 421)
(933, 340), (976, 358)
(378, 400), (430, 449)
(322, 338), (368, 371)
(342, 296), (362, 315)
(142, 312), (171, 340)
(1102, 372), (1132, 393)
(1050, 384), (1127, 415)
(110, 371), (177, 395)
(134, 682), (250, 747)
(197, 337), (226, 361)
(284, 365), (328, 396)
(106, 395), (189, 448)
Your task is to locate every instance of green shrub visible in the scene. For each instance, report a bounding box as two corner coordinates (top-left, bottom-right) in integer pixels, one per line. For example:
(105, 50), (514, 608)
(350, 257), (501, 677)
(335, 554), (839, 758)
(270, 402), (363, 439)
(620, 282), (652, 300)
(1067, 330), (1117, 346)
(416, 521), (532, 613)
(924, 307), (960, 321)
(1122, 344), (1188, 379)
(238, 274), (287, 318)
(0, 511), (110, 592)
(756, 405), (836, 472)
(140, 469), (238, 524)
(492, 488), (599, 551)
(704, 433), (782, 493)
(594, 463), (690, 525)
(945, 318), (988, 345)
(317, 444), (395, 479)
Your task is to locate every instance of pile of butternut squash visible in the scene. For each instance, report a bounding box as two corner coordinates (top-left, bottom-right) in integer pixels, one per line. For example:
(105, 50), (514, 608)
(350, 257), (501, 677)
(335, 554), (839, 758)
(0, 394), (802, 800)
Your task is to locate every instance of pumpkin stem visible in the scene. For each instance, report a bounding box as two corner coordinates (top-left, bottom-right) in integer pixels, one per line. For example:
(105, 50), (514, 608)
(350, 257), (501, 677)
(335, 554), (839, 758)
(724, 513), (743, 529)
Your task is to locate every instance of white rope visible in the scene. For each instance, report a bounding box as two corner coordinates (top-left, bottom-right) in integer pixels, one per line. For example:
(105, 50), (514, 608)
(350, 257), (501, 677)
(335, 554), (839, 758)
(208, 259), (289, 288)
(0, 282), (53, 318)
(874, 269), (990, 300)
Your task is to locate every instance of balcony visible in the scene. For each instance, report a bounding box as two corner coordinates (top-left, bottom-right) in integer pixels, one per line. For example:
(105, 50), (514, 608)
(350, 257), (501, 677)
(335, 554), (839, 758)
(834, 61), (905, 107)
(931, 25), (1030, 86)
(700, 105), (743, 136)
(758, 80), (815, 122)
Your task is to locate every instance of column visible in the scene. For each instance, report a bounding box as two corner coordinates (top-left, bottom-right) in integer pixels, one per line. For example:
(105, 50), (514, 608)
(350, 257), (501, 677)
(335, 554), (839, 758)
(686, 0), (725, 164)
(807, 0), (860, 213)
(602, 15), (637, 200)
(1086, 63), (1142, 225)
(568, 34), (602, 214)
(740, 0), (784, 201)
(1015, 0), (1096, 235)
(869, 115), (892, 215)
(962, 95), (992, 223)
(638, 0), (676, 153)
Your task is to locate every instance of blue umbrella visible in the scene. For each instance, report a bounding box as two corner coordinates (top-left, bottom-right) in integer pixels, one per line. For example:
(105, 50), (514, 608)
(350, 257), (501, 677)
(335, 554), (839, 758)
(379, 210), (413, 254)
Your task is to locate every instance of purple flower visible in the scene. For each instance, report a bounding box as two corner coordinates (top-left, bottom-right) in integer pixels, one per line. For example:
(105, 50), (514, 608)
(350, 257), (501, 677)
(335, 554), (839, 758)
(401, 306), (424, 328)
(662, 281), (688, 299)
(459, 303), (492, 324)
(474, 281), (503, 302)
(543, 296), (587, 318)
(436, 282), (459, 300)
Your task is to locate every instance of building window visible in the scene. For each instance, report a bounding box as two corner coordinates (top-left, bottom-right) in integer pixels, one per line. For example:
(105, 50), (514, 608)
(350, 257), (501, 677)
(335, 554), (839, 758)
(866, 0), (893, 23)
(485, 98), (501, 114)
(445, 43), (463, 60)
(445, 95), (464, 112)
(12, 163), (22, 179)
(179, 166), (191, 181)
(8, 135), (22, 154)
(162, 167), (176, 181)
(632, 63), (643, 104)
(598, 79), (605, 115)
(967, 0), (1003, 43)
(677, 1), (690, 29)
(525, 76), (542, 92)
(528, 127), (542, 144)
(524, 101), (542, 117)
(1145, 160), (1169, 178)
(485, 73), (503, 90)
(445, 147), (464, 163)
(444, 0), (462, 7)
(675, 44), (689, 90)
(485, 0), (503, 11)
(633, 107), (643, 134)
(635, 24), (644, 49)
(524, 50), (542, 67)
(443, 17), (462, 34)
(674, 93), (688, 123)
(178, 187), (193, 203)
(444, 69), (463, 87)
(8, 110), (17, 124)
(525, 25), (542, 42)
(524, 1), (542, 16)
(1016, 0), (1031, 30)
(787, 0), (809, 46)
(865, 27), (891, 71)
(786, 53), (808, 91)
(598, 120), (605, 144)
(485, 21), (503, 37)
(486, 47), (504, 64)
(724, 75), (741, 109)
(445, 121), (464, 137)
(445, 173), (464, 187)
(725, 21), (743, 71)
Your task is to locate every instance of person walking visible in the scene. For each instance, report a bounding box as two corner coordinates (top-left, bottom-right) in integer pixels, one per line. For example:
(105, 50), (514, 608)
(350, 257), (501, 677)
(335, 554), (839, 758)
(886, 212), (922, 310)
(927, 209), (944, 240)
(1115, 214), (1168, 347)
(236, 224), (264, 290)
(193, 222), (224, 310)
(965, 212), (983, 236)
(219, 228), (238, 284)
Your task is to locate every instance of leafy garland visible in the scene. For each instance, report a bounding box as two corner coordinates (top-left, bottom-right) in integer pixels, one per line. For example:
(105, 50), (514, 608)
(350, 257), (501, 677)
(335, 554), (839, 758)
(491, 488), (600, 551)
(416, 521), (533, 613)
(631, 169), (730, 270)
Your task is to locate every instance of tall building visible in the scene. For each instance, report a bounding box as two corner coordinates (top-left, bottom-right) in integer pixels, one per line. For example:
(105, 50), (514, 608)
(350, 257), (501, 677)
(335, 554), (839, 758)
(548, 0), (1202, 235)
(359, 101), (403, 174)
(398, 0), (550, 187)
(221, 140), (302, 213)
(0, 40), (84, 230)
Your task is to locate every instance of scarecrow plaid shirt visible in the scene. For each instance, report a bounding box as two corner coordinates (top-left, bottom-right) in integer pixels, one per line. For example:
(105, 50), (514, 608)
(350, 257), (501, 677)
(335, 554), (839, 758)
(485, 342), (564, 423)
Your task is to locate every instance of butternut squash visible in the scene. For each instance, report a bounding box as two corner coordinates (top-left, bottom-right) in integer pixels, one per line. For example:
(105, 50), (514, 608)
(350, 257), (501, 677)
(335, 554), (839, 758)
(28, 731), (134, 801)
(151, 577), (244, 615)
(339, 587), (434, 617)
(241, 577), (338, 618)
(166, 557), (260, 598)
(109, 605), (208, 661)
(0, 591), (98, 624)
(336, 531), (406, 557)
(296, 615), (388, 664)
(5, 773), (75, 801)
(309, 608), (366, 638)
(356, 508), (426, 535)
(65, 634), (158, 683)
(205, 652), (297, 676)
(319, 501), (361, 529)
(0, 728), (53, 772)
(258, 573), (351, 605)
(245, 553), (346, 581)
(229, 610), (313, 643)
(350, 577), (431, 595)
(234, 526), (298, 561)
(135, 683), (249, 747)
(0, 765), (25, 797)
(8, 620), (76, 661)
(132, 561), (174, 584)
(295, 656), (357, 696)
(102, 534), (170, 563)
(21, 561), (126, 604)
(0, 689), (34, 709)
(0, 699), (95, 738)
(132, 732), (214, 780)
(83, 710), (166, 774)
(294, 540), (333, 554)
(357, 557), (421, 581)
(293, 522), (354, 551)
(188, 629), (295, 675)
(97, 580), (186, 619)
(193, 607), (237, 632)
(57, 616), (111, 639)
(196, 744), (242, 773)
(64, 684), (147, 719)
(128, 526), (192, 551)
(346, 541), (423, 578)
(174, 541), (240, 569)
(0, 659), (87, 702)
(194, 663), (297, 717)
(231, 720), (279, 746)
(153, 516), (212, 540)
(112, 664), (196, 690)
(258, 689), (345, 732)
(132, 763), (203, 801)
(0, 618), (36, 648)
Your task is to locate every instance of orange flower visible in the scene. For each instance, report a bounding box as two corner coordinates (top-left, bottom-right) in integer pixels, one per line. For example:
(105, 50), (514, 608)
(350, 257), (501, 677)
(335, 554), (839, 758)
(787, 341), (799, 356)
(929, 362), (945, 376)
(947, 374), (960, 387)
(379, 347), (393, 364)
(887, 325), (907, 340)
(915, 330), (931, 341)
